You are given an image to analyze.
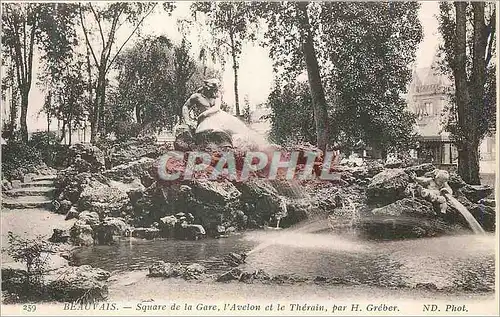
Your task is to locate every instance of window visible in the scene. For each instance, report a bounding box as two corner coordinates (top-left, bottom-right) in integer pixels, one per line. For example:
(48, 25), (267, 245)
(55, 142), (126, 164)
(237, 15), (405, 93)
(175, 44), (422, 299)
(424, 102), (432, 116)
(416, 101), (432, 120)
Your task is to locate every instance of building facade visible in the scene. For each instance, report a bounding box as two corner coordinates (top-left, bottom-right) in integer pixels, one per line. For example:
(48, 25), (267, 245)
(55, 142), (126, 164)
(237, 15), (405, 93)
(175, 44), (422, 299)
(407, 63), (496, 174)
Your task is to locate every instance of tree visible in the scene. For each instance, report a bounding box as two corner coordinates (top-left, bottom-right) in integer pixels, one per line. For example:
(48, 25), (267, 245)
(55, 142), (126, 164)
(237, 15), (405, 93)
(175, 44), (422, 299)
(319, 2), (422, 154)
(77, 2), (174, 142)
(267, 81), (316, 145)
(438, 2), (496, 184)
(257, 2), (421, 154)
(254, 2), (330, 151)
(1, 3), (78, 143)
(112, 36), (206, 137)
(191, 2), (259, 117)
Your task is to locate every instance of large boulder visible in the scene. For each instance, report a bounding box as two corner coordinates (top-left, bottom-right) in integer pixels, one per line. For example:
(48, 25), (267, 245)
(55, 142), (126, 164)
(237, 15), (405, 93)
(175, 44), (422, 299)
(366, 169), (411, 205)
(107, 136), (160, 167)
(78, 211), (100, 227)
(79, 184), (130, 218)
(459, 184), (494, 203)
(131, 227), (160, 240)
(94, 217), (130, 245)
(189, 179), (241, 204)
(371, 198), (436, 217)
(55, 170), (109, 204)
(45, 265), (110, 303)
(103, 157), (155, 186)
(355, 198), (465, 239)
(69, 220), (94, 246)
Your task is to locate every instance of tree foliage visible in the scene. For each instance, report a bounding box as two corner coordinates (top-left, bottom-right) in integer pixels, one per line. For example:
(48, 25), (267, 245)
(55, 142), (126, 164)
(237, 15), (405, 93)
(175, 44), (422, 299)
(77, 2), (172, 142)
(110, 36), (209, 138)
(259, 2), (422, 154)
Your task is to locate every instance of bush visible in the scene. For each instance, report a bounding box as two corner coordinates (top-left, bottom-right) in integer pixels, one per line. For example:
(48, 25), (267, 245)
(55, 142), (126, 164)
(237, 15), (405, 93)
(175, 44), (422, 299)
(1, 140), (43, 181)
(2, 232), (55, 292)
(29, 131), (64, 166)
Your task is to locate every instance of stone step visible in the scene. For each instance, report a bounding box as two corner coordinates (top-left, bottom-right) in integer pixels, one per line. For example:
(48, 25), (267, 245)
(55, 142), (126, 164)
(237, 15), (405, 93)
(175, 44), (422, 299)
(32, 174), (57, 181)
(3, 187), (55, 197)
(20, 180), (54, 188)
(2, 196), (54, 209)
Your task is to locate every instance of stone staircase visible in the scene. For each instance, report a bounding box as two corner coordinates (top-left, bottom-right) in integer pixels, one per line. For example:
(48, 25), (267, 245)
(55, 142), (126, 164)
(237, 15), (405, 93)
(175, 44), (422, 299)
(2, 175), (56, 210)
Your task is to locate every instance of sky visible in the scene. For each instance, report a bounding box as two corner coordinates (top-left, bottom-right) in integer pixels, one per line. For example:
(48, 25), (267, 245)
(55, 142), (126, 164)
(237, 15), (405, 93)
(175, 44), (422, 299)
(10, 1), (441, 133)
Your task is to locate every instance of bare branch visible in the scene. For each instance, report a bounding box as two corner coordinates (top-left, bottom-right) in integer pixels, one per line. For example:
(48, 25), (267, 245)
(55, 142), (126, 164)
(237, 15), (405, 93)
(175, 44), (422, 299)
(105, 3), (158, 74)
(27, 11), (37, 87)
(89, 3), (106, 51)
(79, 4), (99, 67)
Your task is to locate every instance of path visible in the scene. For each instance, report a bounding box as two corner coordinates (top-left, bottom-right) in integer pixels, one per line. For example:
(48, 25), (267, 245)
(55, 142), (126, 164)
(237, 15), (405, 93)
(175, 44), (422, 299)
(1, 174), (74, 264)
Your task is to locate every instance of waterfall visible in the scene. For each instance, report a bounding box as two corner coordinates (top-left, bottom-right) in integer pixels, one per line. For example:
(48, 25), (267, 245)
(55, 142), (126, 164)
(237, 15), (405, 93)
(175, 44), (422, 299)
(444, 193), (485, 234)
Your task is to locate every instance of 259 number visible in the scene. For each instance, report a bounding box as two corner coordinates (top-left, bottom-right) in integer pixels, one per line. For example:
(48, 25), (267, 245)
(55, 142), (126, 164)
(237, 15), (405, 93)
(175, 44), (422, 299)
(22, 304), (37, 312)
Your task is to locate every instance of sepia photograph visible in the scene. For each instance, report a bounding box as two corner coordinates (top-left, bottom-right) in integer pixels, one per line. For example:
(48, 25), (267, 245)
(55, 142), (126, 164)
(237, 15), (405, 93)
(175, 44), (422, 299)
(0, 1), (498, 315)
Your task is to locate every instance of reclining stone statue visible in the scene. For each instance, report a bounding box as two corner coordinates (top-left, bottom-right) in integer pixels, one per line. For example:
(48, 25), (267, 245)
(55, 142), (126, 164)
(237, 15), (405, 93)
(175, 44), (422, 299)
(175, 78), (269, 151)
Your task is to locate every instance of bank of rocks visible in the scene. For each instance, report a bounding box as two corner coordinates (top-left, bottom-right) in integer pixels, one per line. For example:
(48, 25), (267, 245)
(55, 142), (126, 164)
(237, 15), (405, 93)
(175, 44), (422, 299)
(354, 163), (495, 239)
(2, 253), (110, 304)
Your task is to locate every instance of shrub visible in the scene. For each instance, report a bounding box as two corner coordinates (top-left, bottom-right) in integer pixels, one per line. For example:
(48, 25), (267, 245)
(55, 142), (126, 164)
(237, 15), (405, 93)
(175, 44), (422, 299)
(28, 131), (64, 166)
(2, 232), (55, 292)
(1, 140), (43, 181)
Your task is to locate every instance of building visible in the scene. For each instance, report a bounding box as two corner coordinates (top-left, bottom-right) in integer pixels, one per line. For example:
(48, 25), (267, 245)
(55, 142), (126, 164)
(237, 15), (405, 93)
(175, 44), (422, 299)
(406, 60), (496, 173)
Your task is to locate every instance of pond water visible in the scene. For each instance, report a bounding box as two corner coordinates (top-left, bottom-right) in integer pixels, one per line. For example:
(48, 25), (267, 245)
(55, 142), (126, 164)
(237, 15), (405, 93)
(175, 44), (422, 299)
(72, 227), (495, 292)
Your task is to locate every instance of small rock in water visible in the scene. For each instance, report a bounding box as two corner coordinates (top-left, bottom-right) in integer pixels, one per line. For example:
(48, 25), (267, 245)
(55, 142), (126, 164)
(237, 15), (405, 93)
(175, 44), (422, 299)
(49, 229), (70, 244)
(65, 207), (79, 220)
(183, 263), (207, 280)
(223, 252), (247, 267)
(147, 261), (176, 278)
(217, 268), (243, 282)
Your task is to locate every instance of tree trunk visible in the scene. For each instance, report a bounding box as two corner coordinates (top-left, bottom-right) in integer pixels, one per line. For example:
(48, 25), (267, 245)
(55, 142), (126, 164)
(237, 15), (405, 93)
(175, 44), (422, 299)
(453, 2), (476, 183)
(457, 141), (481, 185)
(20, 89), (29, 143)
(297, 2), (330, 151)
(96, 67), (106, 138)
(229, 32), (240, 117)
(68, 119), (72, 146)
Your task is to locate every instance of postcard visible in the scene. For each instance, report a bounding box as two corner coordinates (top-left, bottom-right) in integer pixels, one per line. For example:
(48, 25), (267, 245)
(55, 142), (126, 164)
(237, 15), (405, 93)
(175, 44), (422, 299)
(1, 1), (498, 316)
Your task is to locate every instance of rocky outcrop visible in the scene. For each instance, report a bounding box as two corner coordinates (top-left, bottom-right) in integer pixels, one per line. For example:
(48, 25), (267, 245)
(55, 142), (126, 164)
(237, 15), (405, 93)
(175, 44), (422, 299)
(366, 169), (411, 205)
(65, 143), (106, 172)
(69, 220), (94, 246)
(106, 136), (160, 167)
(2, 259), (110, 303)
(354, 197), (465, 240)
(147, 261), (206, 280)
(78, 185), (130, 218)
(45, 265), (110, 303)
(459, 184), (494, 203)
(103, 157), (155, 186)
